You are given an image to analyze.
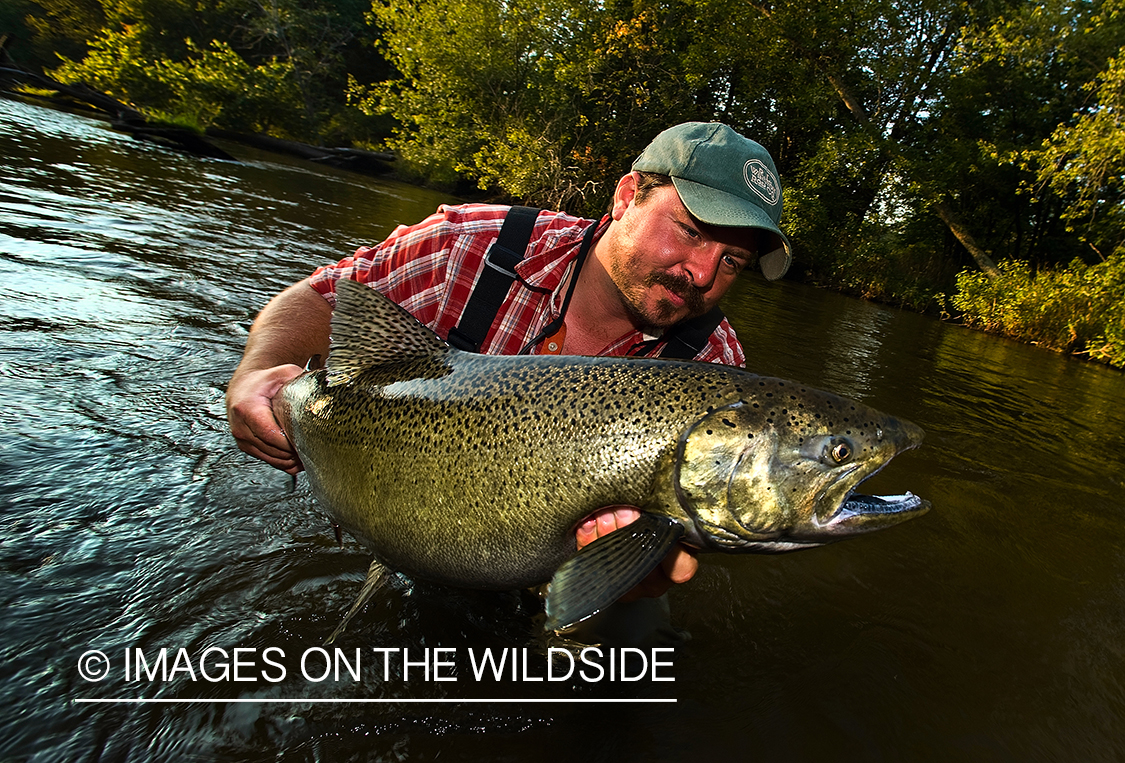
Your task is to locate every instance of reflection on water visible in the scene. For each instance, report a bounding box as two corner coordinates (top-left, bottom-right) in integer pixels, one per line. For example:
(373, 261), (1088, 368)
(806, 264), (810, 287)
(2, 98), (1125, 762)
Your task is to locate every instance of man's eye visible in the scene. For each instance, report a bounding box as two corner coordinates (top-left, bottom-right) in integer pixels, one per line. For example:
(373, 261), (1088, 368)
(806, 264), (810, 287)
(722, 254), (746, 272)
(680, 223), (700, 239)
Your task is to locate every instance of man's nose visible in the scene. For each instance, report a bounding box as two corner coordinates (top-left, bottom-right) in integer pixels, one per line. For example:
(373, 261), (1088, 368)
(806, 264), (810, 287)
(680, 246), (722, 291)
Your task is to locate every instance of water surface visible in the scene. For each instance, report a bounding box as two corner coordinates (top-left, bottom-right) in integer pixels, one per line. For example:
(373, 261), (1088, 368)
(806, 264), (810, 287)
(2, 99), (1124, 762)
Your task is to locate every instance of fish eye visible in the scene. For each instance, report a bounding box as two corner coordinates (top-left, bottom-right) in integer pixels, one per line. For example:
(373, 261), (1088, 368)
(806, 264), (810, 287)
(830, 440), (852, 464)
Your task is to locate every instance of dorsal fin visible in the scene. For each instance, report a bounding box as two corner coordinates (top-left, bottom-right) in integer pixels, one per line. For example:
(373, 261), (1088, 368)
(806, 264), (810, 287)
(326, 278), (450, 386)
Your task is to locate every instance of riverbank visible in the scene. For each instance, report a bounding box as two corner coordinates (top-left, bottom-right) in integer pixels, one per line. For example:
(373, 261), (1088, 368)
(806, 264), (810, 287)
(0, 70), (400, 177)
(952, 256), (1125, 369)
(3, 79), (1120, 372)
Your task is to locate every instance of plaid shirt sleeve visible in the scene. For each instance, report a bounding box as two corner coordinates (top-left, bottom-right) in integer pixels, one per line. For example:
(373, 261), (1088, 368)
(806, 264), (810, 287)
(308, 204), (510, 336)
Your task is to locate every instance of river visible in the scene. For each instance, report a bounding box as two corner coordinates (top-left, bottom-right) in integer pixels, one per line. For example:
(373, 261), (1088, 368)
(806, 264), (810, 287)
(2, 98), (1124, 762)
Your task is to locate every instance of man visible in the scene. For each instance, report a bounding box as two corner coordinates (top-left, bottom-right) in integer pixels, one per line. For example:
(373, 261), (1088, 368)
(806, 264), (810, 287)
(226, 121), (792, 598)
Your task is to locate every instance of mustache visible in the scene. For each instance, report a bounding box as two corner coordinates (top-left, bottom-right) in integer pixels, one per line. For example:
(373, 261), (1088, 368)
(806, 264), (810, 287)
(646, 271), (705, 315)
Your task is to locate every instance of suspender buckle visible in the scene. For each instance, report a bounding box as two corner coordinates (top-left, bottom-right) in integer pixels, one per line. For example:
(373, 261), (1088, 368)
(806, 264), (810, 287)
(484, 243), (521, 279)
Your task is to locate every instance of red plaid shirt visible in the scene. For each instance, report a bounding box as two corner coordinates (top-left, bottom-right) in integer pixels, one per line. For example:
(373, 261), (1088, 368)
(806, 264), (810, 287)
(308, 204), (746, 366)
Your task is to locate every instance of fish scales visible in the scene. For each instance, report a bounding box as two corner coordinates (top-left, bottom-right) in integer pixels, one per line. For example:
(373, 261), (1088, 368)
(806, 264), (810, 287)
(283, 353), (756, 589)
(277, 279), (931, 630)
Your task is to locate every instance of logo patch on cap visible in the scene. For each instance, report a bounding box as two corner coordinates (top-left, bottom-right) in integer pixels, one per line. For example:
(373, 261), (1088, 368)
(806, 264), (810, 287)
(743, 159), (780, 206)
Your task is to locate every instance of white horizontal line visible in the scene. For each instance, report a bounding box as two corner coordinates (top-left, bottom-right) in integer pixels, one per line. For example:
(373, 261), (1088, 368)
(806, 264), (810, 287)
(76, 697), (676, 704)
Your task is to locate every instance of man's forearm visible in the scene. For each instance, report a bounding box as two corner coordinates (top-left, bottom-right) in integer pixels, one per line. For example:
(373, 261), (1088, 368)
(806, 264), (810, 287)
(233, 279), (333, 378)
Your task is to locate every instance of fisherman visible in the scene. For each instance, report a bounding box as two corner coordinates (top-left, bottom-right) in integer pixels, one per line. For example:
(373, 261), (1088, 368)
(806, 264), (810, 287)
(226, 121), (792, 601)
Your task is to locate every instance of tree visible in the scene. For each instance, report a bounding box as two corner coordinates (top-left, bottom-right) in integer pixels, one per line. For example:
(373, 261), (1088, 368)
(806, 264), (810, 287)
(18, 0), (107, 67)
(1023, 8), (1125, 259)
(949, 0), (1125, 266)
(354, 0), (601, 206)
(34, 0), (382, 141)
(742, 0), (1006, 283)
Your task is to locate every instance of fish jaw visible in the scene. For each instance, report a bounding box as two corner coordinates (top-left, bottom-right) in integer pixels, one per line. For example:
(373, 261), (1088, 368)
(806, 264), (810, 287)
(797, 415), (930, 540)
(819, 491), (931, 535)
(670, 385), (930, 553)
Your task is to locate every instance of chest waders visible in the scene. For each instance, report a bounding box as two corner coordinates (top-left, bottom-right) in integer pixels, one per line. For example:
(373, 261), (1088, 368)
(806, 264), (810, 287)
(445, 206), (725, 360)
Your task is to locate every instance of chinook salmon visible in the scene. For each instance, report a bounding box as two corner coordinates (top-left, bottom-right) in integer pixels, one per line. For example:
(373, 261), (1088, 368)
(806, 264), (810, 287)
(276, 279), (930, 636)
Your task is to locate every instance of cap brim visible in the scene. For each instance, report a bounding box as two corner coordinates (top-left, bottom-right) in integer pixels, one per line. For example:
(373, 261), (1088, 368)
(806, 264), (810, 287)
(672, 176), (792, 280)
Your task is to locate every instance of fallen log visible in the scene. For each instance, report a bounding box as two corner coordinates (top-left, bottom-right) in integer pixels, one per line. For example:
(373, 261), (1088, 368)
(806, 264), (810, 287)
(1, 67), (235, 161)
(1, 67), (394, 174)
(205, 128), (394, 174)
(112, 120), (237, 161)
(0, 66), (145, 122)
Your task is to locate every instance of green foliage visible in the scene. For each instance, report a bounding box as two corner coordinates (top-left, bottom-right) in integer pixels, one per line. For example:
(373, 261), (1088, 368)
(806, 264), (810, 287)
(1028, 50), (1125, 258)
(948, 0), (1125, 268)
(51, 24), (176, 106)
(28, 0), (375, 142)
(556, 1), (717, 195)
(51, 28), (305, 134)
(159, 40), (305, 134)
(10, 0), (1125, 370)
(18, 0), (107, 67)
(356, 0), (600, 207)
(951, 254), (1125, 367)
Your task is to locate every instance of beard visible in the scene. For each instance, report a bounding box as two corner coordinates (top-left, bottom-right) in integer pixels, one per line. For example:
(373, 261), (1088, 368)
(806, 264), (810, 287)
(602, 223), (708, 328)
(613, 267), (706, 328)
(646, 270), (706, 321)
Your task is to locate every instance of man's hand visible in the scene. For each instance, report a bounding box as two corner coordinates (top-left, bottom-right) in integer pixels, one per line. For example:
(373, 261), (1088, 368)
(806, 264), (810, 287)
(226, 364), (306, 474)
(226, 279), (333, 473)
(575, 505), (698, 600)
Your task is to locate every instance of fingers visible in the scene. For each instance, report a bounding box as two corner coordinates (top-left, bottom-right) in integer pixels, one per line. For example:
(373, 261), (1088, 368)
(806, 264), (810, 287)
(574, 505), (699, 602)
(662, 543), (699, 585)
(233, 423), (303, 474)
(575, 505), (640, 550)
(226, 364), (307, 473)
(619, 545), (699, 602)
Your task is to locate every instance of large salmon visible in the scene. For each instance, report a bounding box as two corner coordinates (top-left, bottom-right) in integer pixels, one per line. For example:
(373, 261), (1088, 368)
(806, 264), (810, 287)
(276, 279), (930, 634)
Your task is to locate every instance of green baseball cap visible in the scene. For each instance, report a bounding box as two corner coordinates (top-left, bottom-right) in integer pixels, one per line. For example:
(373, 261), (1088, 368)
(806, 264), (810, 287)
(632, 122), (792, 280)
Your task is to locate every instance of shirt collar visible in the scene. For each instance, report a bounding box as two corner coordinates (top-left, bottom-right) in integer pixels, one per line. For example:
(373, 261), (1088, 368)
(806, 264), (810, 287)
(514, 214), (610, 294)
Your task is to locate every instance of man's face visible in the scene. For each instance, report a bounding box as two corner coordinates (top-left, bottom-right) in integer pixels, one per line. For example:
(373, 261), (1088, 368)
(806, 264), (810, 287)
(600, 174), (757, 329)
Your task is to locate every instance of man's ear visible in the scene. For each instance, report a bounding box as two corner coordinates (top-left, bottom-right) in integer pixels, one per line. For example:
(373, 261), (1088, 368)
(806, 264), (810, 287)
(611, 172), (639, 221)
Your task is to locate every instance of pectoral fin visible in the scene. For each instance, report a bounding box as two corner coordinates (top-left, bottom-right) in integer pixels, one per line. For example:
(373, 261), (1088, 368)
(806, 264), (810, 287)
(544, 514), (684, 632)
(325, 558), (389, 645)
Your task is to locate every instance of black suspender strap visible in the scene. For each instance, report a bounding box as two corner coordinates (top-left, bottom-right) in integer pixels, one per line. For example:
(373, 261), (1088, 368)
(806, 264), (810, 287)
(447, 206), (541, 352)
(658, 306), (726, 360)
(446, 204), (726, 359)
(518, 221), (598, 355)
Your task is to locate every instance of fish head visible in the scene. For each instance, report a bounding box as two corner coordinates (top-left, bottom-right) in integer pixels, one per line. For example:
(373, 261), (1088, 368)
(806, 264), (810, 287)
(673, 379), (929, 552)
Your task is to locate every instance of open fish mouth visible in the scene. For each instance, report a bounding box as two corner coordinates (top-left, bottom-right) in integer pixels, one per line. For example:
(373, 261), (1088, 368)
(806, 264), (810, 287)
(831, 491), (931, 524)
(693, 490), (930, 551)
